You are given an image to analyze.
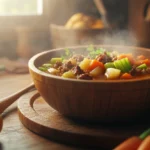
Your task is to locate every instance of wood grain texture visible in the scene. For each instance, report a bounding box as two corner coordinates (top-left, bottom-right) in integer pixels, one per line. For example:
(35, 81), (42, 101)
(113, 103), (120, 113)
(18, 90), (150, 150)
(0, 73), (92, 150)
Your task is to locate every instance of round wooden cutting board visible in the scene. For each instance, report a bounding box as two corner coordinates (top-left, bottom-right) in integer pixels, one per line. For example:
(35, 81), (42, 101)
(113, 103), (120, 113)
(17, 90), (150, 149)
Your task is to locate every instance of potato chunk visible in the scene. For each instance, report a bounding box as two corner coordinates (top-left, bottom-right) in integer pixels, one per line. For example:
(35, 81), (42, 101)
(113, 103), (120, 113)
(90, 66), (103, 77)
(105, 68), (121, 79)
(62, 71), (75, 79)
(79, 58), (91, 71)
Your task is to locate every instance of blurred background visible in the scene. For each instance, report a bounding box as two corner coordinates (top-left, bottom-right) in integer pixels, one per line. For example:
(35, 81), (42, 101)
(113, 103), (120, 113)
(0, 0), (149, 63)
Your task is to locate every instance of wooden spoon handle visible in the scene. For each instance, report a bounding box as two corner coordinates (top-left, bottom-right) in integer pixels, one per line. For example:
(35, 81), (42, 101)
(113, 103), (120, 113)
(0, 83), (35, 114)
(93, 0), (110, 28)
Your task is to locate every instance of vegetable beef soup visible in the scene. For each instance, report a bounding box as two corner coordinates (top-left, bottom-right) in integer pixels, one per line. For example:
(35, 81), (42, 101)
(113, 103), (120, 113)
(38, 46), (150, 80)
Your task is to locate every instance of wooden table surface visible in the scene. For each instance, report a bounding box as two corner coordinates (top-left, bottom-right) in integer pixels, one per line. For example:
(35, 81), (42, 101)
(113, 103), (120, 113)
(0, 73), (103, 150)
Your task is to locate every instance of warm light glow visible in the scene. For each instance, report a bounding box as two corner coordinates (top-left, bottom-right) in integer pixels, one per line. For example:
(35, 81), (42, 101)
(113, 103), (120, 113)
(0, 0), (43, 16)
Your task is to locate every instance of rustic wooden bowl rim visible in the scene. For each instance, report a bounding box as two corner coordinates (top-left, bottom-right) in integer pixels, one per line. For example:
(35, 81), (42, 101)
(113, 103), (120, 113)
(28, 45), (150, 84)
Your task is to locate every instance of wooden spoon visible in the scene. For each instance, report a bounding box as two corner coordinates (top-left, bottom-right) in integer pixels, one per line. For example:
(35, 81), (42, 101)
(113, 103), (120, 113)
(0, 83), (35, 132)
(93, 0), (111, 29)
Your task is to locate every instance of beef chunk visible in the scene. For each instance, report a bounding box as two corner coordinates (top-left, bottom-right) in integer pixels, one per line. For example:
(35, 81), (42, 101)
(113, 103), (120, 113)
(146, 68), (150, 74)
(59, 61), (74, 73)
(78, 73), (93, 80)
(96, 52), (112, 64)
(130, 65), (148, 76)
(53, 61), (62, 68)
(129, 66), (138, 76)
(140, 68), (150, 74)
(72, 66), (84, 75)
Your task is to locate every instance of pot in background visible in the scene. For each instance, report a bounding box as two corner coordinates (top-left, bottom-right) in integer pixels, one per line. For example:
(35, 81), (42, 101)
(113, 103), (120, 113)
(50, 24), (112, 49)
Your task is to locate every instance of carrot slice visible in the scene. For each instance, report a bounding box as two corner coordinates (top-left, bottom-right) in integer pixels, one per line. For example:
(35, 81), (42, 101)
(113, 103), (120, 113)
(114, 128), (150, 150)
(114, 136), (142, 150)
(120, 73), (133, 79)
(138, 136), (150, 150)
(88, 59), (104, 71)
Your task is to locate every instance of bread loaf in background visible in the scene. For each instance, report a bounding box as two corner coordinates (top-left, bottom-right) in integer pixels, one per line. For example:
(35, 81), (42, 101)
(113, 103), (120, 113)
(65, 13), (104, 29)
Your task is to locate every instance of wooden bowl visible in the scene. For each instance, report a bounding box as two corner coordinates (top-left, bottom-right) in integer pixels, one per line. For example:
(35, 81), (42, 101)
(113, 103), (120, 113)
(28, 45), (150, 123)
(50, 24), (111, 48)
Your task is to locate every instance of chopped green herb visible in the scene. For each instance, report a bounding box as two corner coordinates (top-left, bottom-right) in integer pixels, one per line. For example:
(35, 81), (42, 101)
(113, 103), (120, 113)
(87, 45), (105, 58)
(61, 48), (73, 60)
(87, 44), (95, 52)
(65, 48), (70, 56)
